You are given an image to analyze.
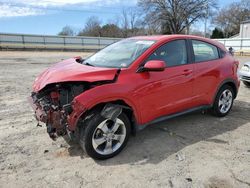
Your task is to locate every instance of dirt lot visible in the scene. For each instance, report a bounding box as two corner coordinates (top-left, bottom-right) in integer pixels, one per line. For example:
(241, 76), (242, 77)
(0, 51), (250, 188)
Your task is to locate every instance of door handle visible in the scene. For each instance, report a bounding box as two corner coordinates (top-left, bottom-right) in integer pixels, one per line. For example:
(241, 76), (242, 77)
(182, 69), (193, 76)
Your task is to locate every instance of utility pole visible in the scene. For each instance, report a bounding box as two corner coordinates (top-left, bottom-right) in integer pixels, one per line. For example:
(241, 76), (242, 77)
(186, 19), (190, 35)
(204, 2), (208, 38)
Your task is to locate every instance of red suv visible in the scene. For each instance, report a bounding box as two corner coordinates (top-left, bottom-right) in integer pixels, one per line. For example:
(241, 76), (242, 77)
(29, 35), (240, 159)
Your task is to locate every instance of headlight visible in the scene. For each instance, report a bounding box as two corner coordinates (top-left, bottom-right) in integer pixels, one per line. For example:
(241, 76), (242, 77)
(241, 65), (250, 72)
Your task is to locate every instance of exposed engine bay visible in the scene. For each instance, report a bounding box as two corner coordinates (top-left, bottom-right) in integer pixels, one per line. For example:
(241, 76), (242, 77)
(30, 82), (88, 140)
(29, 56), (122, 141)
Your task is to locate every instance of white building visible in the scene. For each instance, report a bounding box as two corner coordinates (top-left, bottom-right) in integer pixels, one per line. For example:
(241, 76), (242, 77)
(231, 20), (250, 38)
(216, 20), (250, 52)
(239, 20), (250, 38)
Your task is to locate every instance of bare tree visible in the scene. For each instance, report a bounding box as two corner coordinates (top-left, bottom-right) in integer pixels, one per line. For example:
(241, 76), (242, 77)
(100, 24), (122, 38)
(58, 26), (75, 36)
(129, 10), (139, 31)
(120, 9), (143, 37)
(76, 14), (146, 38)
(78, 16), (102, 37)
(138, 0), (217, 34)
(120, 9), (130, 37)
(213, 0), (250, 38)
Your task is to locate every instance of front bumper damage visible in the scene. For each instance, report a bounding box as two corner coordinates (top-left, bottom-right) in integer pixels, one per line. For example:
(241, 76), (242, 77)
(28, 96), (47, 123)
(28, 94), (85, 140)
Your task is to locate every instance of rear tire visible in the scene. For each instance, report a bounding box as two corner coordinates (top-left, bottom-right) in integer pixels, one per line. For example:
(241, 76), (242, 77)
(79, 111), (131, 160)
(243, 81), (250, 87)
(212, 85), (234, 117)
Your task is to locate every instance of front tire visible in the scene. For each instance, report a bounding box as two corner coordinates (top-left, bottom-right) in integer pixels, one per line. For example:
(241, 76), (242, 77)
(212, 85), (234, 117)
(243, 81), (250, 87)
(79, 111), (131, 160)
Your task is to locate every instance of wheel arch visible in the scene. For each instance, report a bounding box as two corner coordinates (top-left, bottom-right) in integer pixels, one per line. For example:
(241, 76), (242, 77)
(77, 99), (138, 135)
(213, 79), (238, 104)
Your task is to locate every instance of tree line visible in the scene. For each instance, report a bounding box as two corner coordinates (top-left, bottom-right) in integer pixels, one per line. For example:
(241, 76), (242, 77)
(58, 0), (250, 39)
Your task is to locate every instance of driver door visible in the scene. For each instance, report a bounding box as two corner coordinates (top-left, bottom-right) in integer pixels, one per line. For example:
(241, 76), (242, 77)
(134, 39), (195, 124)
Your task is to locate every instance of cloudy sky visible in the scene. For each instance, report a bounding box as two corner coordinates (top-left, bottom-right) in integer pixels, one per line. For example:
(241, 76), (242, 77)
(0, 0), (240, 35)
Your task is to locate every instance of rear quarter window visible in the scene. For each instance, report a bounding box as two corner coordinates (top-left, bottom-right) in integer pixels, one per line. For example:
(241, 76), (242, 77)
(219, 48), (226, 58)
(192, 40), (219, 62)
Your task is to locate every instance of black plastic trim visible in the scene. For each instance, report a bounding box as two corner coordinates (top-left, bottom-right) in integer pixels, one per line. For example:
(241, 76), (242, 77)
(136, 105), (211, 131)
(212, 78), (239, 102)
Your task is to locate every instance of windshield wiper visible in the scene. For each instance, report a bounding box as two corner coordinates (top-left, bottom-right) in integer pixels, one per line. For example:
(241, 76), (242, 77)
(83, 61), (95, 67)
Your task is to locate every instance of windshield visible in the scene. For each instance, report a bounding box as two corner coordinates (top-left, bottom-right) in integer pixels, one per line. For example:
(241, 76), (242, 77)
(83, 39), (155, 68)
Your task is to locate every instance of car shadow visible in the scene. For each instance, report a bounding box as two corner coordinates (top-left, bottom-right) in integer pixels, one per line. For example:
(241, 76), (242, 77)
(66, 99), (250, 165)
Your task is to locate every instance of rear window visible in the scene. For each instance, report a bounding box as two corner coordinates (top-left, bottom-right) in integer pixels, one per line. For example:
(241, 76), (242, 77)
(192, 40), (219, 62)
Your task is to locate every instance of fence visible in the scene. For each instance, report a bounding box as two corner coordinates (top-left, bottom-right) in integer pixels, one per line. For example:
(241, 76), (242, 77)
(0, 33), (121, 51)
(215, 38), (250, 55)
(1, 33), (250, 55)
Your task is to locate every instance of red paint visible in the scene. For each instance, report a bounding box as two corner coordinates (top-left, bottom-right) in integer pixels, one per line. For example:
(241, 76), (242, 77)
(32, 58), (118, 92)
(143, 60), (165, 71)
(50, 91), (59, 99)
(31, 35), (240, 131)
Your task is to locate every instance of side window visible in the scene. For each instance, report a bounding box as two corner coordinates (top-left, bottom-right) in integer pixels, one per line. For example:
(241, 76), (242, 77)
(147, 40), (188, 67)
(192, 40), (219, 62)
(219, 48), (226, 58)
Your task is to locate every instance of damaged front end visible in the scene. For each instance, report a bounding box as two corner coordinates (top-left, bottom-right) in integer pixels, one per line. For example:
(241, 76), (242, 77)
(29, 82), (88, 140)
(28, 57), (121, 140)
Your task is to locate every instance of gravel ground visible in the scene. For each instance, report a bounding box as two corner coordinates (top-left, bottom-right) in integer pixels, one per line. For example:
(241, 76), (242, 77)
(0, 51), (250, 188)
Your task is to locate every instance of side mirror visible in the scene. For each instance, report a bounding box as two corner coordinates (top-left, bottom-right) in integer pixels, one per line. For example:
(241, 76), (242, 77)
(74, 56), (84, 63)
(137, 60), (165, 73)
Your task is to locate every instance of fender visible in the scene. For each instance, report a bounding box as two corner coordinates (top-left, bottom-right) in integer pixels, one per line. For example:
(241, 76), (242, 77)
(67, 83), (141, 131)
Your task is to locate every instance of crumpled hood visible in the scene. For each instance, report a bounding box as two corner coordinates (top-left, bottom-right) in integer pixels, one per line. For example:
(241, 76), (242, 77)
(32, 58), (118, 92)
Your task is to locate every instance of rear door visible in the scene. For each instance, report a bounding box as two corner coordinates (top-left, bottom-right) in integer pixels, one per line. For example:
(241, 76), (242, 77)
(190, 40), (222, 105)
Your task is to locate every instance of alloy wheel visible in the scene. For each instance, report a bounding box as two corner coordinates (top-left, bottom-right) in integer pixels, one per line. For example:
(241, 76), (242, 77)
(218, 89), (233, 114)
(92, 118), (126, 155)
